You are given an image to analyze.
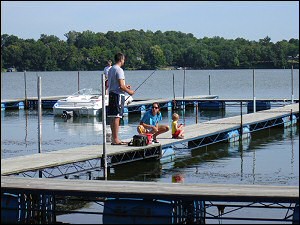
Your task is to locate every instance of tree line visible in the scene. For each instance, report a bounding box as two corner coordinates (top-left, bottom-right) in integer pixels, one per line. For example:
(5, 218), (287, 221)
(1, 29), (299, 72)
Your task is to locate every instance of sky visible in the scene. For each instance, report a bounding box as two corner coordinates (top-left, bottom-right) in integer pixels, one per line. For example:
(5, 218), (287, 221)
(1, 1), (299, 43)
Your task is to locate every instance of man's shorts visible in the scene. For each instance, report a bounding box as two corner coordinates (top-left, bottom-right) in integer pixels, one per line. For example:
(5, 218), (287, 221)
(108, 92), (125, 118)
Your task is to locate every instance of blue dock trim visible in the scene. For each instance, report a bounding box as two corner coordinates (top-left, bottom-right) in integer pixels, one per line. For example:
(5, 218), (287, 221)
(1, 97), (299, 112)
(247, 100), (271, 112)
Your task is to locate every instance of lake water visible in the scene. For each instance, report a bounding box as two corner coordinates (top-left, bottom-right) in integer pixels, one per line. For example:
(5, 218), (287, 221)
(1, 69), (299, 224)
(1, 69), (299, 100)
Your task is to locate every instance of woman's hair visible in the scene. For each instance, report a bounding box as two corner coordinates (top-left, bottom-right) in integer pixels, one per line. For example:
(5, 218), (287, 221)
(152, 102), (160, 108)
(152, 102), (160, 115)
(172, 113), (179, 121)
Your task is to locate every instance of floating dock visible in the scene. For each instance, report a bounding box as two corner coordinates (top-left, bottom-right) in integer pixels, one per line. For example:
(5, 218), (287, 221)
(1, 103), (299, 224)
(1, 103), (298, 177)
(2, 176), (298, 203)
(1, 176), (299, 223)
(1, 95), (299, 111)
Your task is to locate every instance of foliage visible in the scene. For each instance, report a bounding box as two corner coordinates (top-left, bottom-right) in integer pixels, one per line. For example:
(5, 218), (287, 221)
(1, 30), (299, 71)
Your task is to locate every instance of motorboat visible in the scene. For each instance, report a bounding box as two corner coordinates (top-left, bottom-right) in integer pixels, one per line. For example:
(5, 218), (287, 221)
(53, 88), (108, 117)
(53, 88), (133, 117)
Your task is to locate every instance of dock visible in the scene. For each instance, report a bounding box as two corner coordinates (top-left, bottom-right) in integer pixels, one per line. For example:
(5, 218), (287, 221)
(1, 95), (218, 110)
(2, 176), (298, 203)
(2, 95), (299, 112)
(1, 176), (299, 223)
(1, 103), (299, 177)
(1, 103), (299, 224)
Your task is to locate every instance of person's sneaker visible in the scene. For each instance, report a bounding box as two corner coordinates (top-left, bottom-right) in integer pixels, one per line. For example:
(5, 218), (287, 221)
(152, 139), (159, 143)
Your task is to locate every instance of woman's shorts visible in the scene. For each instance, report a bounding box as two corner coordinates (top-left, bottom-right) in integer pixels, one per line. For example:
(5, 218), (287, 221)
(108, 92), (125, 118)
(137, 125), (154, 134)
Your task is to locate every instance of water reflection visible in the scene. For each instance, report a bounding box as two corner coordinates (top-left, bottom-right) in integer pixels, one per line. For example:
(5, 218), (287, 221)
(2, 192), (206, 224)
(2, 193), (55, 224)
(53, 116), (108, 135)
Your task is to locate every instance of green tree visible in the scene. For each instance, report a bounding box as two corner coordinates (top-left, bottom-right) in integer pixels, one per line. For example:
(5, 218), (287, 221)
(147, 45), (166, 69)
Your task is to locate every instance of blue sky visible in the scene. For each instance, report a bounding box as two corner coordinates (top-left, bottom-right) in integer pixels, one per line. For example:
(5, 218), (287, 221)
(1, 1), (299, 42)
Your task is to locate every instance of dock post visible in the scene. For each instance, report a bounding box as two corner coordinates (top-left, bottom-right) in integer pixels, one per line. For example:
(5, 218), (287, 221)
(37, 76), (42, 178)
(195, 102), (198, 124)
(183, 67), (186, 99)
(77, 71), (80, 92)
(101, 73), (107, 179)
(240, 101), (243, 137)
(253, 69), (256, 113)
(208, 74), (211, 95)
(24, 70), (28, 109)
(37, 76), (42, 154)
(291, 65), (294, 103)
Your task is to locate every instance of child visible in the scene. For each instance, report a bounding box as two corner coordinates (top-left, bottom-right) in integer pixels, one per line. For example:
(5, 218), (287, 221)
(171, 113), (184, 139)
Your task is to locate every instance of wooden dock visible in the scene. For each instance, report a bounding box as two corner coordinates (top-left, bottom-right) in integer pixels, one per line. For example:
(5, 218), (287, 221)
(2, 103), (299, 223)
(1, 95), (217, 103)
(1, 176), (298, 203)
(2, 95), (298, 111)
(1, 103), (298, 176)
(1, 94), (218, 110)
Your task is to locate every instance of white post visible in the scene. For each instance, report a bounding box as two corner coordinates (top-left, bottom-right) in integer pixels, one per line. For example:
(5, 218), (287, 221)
(102, 73), (107, 179)
(253, 69), (256, 113)
(37, 75), (43, 178)
(24, 70), (28, 109)
(208, 74), (211, 95)
(183, 67), (186, 99)
(291, 65), (294, 103)
(37, 76), (42, 154)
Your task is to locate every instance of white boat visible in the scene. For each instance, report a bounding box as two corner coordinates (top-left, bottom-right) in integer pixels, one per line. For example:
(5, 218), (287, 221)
(53, 88), (108, 117)
(53, 88), (133, 117)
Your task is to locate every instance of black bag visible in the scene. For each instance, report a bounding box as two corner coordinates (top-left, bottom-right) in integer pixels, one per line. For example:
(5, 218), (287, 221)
(128, 134), (148, 146)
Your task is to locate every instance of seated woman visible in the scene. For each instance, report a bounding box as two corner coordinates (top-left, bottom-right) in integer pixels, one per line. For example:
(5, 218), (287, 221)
(137, 102), (169, 143)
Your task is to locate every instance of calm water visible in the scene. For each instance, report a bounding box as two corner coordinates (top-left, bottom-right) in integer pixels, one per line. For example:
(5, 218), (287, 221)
(1, 69), (299, 223)
(1, 69), (299, 100)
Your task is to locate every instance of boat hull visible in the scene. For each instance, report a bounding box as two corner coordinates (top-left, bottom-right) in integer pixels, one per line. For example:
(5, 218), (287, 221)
(53, 106), (101, 117)
(52, 89), (132, 117)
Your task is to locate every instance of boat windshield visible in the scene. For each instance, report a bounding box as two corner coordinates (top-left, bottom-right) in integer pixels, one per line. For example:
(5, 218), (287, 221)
(72, 88), (102, 96)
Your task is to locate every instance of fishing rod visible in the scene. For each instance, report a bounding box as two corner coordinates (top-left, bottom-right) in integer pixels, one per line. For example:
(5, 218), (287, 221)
(125, 70), (157, 101)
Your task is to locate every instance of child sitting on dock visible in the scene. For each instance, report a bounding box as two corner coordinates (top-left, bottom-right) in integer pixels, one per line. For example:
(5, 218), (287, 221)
(172, 113), (184, 139)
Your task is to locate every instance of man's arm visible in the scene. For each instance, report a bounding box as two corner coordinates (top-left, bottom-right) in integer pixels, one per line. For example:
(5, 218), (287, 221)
(119, 79), (134, 95)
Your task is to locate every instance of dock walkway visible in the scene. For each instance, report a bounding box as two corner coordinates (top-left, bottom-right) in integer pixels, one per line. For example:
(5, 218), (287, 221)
(1, 176), (298, 203)
(1, 103), (298, 177)
(1, 95), (218, 111)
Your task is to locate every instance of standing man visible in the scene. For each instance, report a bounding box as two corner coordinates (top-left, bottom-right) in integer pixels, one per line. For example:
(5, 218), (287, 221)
(108, 53), (135, 145)
(104, 60), (112, 94)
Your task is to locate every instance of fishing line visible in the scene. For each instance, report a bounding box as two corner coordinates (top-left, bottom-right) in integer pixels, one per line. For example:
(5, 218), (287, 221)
(125, 70), (157, 101)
